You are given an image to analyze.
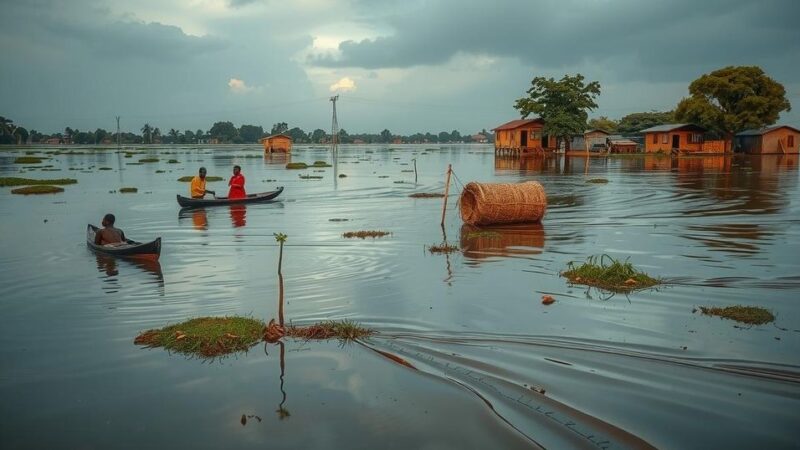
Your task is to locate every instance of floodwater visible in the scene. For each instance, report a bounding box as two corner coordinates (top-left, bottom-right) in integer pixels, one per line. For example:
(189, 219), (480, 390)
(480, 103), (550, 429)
(1, 145), (799, 449)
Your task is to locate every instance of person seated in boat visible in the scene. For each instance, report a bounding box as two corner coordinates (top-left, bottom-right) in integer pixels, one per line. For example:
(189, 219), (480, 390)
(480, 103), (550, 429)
(190, 167), (215, 199)
(228, 165), (246, 199)
(95, 213), (126, 246)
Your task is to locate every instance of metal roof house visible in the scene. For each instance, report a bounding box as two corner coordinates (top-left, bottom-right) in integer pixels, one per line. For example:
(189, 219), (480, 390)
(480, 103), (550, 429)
(734, 125), (799, 154)
(640, 124), (709, 153)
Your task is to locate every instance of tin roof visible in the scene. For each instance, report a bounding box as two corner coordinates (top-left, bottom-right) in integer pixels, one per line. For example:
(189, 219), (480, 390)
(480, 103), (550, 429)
(584, 129), (610, 135)
(260, 134), (292, 141)
(492, 118), (544, 131)
(736, 125), (800, 136)
(639, 123), (706, 133)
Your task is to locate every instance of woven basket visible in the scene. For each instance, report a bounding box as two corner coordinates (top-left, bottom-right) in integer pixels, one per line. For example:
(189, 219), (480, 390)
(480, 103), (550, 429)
(459, 181), (547, 226)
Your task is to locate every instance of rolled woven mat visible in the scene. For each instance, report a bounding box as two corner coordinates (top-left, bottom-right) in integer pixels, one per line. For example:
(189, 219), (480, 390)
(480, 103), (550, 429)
(459, 181), (547, 226)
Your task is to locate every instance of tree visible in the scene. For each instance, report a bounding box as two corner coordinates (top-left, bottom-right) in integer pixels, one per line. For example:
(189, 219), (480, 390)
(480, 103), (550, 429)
(183, 130), (195, 144)
(514, 73), (601, 150)
(438, 131), (450, 142)
(239, 124), (264, 143)
(94, 128), (108, 144)
(675, 66), (791, 149)
(286, 127), (307, 143)
(168, 128), (179, 143)
(152, 128), (161, 143)
(380, 129), (392, 143)
(270, 122), (288, 135)
(195, 129), (204, 141)
(450, 130), (462, 142)
(141, 123), (152, 144)
(311, 128), (327, 143)
(209, 121), (238, 142)
(587, 116), (618, 132)
(616, 111), (674, 134)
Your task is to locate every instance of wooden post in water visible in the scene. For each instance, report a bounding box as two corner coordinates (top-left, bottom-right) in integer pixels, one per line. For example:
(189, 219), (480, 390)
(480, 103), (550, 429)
(413, 158), (418, 183)
(441, 164), (452, 227)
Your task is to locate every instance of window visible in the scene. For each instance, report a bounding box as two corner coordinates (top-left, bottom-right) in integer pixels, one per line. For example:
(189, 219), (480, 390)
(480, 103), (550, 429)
(688, 133), (703, 143)
(652, 133), (657, 144)
(662, 134), (668, 144)
(789, 135), (795, 147)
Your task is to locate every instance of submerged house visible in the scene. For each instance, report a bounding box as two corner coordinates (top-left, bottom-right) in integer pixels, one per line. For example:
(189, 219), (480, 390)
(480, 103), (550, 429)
(640, 124), (726, 154)
(584, 129), (610, 151)
(261, 134), (292, 153)
(734, 125), (799, 154)
(492, 118), (556, 155)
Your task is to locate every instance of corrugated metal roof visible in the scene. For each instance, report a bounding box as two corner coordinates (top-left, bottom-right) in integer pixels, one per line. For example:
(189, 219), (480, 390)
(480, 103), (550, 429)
(736, 125), (800, 136)
(260, 134), (292, 140)
(492, 118), (544, 131)
(639, 123), (705, 133)
(584, 129), (610, 135)
(608, 139), (638, 145)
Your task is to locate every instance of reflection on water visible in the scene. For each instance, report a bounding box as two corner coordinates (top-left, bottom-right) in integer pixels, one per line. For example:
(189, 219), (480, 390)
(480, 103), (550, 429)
(179, 207), (209, 230)
(264, 153), (290, 165)
(230, 205), (246, 228)
(460, 223), (545, 261)
(93, 254), (164, 295)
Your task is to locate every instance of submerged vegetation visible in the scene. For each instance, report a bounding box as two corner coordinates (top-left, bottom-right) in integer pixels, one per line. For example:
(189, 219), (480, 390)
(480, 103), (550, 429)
(10, 185), (64, 195)
(0, 177), (76, 187)
(343, 230), (391, 239)
(286, 320), (374, 341)
(409, 192), (444, 198)
(312, 160), (332, 167)
(285, 162), (308, 169)
(699, 306), (774, 325)
(134, 317), (264, 358)
(139, 158), (159, 163)
(13, 157), (43, 164)
(586, 178), (609, 184)
(562, 255), (660, 292)
(428, 242), (459, 254)
(119, 187), (138, 193)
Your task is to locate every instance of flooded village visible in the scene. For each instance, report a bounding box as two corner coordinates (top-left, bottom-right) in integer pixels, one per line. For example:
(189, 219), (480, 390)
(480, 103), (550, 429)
(2, 1), (800, 449)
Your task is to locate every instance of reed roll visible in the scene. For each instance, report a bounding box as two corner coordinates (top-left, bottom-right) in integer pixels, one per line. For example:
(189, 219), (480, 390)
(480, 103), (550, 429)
(459, 181), (547, 225)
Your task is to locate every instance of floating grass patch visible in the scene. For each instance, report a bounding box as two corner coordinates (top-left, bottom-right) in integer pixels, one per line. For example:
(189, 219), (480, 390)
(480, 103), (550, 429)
(561, 255), (660, 292)
(586, 178), (609, 184)
(329, 218), (349, 222)
(0, 177), (77, 187)
(11, 185), (64, 195)
(698, 306), (774, 325)
(343, 230), (391, 239)
(168, 159), (179, 163)
(177, 175), (222, 182)
(409, 192), (444, 198)
(139, 158), (159, 163)
(134, 316), (264, 358)
(98, 167), (113, 170)
(428, 242), (459, 254)
(155, 170), (165, 173)
(286, 162), (308, 169)
(13, 157), (43, 164)
(285, 320), (374, 342)
(298, 174), (323, 180)
(312, 161), (332, 167)
(119, 187), (138, 193)
(338, 174), (347, 178)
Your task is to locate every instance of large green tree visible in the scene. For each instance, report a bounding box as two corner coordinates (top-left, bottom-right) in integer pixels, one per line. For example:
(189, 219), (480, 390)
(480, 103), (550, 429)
(514, 73), (601, 150)
(675, 66), (791, 148)
(239, 124), (264, 143)
(209, 121), (238, 142)
(141, 123), (152, 143)
(616, 111), (674, 134)
(587, 116), (618, 132)
(270, 122), (288, 135)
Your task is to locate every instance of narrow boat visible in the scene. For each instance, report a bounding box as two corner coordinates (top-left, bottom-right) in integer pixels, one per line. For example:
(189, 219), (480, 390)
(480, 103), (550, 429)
(86, 224), (161, 260)
(176, 187), (284, 207)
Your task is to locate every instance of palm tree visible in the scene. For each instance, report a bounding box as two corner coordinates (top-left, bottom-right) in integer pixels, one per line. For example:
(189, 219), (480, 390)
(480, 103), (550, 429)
(168, 128), (179, 143)
(141, 123), (152, 144)
(0, 116), (13, 136)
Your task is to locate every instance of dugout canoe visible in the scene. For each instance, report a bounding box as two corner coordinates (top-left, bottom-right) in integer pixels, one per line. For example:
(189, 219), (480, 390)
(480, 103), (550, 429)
(87, 224), (161, 260)
(176, 187), (284, 207)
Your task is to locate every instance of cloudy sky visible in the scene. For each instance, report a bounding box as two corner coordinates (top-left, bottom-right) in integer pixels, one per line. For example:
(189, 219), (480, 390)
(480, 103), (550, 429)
(2, 0), (799, 135)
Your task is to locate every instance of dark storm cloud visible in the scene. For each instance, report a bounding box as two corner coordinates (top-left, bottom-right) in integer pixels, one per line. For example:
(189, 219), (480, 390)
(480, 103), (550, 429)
(313, 0), (800, 80)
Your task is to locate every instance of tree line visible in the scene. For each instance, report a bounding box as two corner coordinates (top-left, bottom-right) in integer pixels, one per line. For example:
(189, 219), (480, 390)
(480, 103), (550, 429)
(0, 117), (494, 145)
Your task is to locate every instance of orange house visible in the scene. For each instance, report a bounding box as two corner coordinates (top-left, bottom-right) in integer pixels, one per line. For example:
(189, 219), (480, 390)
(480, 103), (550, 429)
(492, 118), (556, 155)
(261, 134), (292, 153)
(640, 124), (709, 153)
(735, 125), (800, 154)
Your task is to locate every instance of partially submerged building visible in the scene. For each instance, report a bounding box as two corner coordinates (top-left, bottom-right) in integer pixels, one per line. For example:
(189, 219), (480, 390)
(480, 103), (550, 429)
(492, 119), (556, 155)
(640, 124), (726, 154)
(734, 125), (799, 154)
(261, 134), (292, 153)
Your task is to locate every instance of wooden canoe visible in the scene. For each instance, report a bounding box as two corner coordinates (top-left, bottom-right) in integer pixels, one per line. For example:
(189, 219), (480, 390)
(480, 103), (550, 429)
(176, 187), (284, 207)
(86, 224), (161, 260)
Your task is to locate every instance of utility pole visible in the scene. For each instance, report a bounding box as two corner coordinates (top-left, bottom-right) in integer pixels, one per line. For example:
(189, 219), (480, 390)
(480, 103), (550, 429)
(329, 94), (339, 158)
(115, 116), (121, 151)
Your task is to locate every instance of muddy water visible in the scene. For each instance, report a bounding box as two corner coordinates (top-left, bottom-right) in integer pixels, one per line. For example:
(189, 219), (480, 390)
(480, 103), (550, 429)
(0, 145), (798, 449)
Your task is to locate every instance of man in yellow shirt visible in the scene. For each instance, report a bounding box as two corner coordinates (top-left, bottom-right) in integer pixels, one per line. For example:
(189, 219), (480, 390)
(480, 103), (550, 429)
(190, 167), (215, 198)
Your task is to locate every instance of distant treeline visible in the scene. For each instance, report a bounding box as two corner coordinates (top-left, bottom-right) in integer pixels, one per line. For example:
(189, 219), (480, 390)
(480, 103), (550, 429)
(0, 117), (495, 145)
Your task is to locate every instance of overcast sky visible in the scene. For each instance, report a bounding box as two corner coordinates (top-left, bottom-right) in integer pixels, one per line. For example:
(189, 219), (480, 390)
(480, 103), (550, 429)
(2, 0), (799, 134)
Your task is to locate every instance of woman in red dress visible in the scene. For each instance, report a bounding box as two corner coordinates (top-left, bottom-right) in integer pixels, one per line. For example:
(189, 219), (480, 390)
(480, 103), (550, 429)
(228, 165), (246, 199)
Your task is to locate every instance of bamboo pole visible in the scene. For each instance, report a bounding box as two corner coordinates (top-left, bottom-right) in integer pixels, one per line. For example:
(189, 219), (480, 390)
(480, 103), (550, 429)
(441, 164), (452, 227)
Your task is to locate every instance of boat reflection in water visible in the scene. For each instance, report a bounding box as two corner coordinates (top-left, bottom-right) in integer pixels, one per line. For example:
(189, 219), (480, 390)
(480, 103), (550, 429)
(94, 253), (165, 295)
(459, 223), (545, 261)
(230, 204), (246, 228)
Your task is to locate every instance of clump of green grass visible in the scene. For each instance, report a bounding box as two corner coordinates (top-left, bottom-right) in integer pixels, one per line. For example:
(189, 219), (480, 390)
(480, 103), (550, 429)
(134, 316), (265, 358)
(561, 255), (660, 292)
(699, 306), (774, 325)
(119, 187), (138, 193)
(286, 320), (374, 342)
(98, 167), (113, 171)
(286, 162), (308, 169)
(167, 159), (180, 163)
(0, 177), (77, 187)
(428, 242), (459, 254)
(343, 230), (391, 239)
(299, 174), (323, 179)
(338, 173), (347, 178)
(329, 218), (349, 222)
(586, 178), (609, 184)
(177, 175), (223, 182)
(139, 158), (159, 163)
(409, 192), (444, 198)
(13, 157), (43, 164)
(11, 185), (64, 195)
(312, 161), (332, 167)
(155, 170), (165, 173)
(466, 230), (500, 239)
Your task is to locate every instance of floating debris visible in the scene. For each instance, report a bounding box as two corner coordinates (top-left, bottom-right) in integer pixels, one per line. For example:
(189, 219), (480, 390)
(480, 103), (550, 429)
(698, 306), (774, 325)
(541, 295), (556, 305)
(13, 157), (43, 164)
(329, 218), (349, 222)
(586, 178), (609, 184)
(98, 167), (113, 171)
(312, 161), (332, 167)
(561, 255), (660, 292)
(298, 174), (323, 180)
(119, 187), (138, 193)
(343, 230), (391, 239)
(0, 177), (77, 187)
(427, 242), (459, 254)
(139, 158), (159, 163)
(338, 174), (347, 178)
(409, 192), (444, 198)
(168, 159), (180, 164)
(285, 320), (374, 342)
(10, 185), (64, 195)
(285, 162), (308, 169)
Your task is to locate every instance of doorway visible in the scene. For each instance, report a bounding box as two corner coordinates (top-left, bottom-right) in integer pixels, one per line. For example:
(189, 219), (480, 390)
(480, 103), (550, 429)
(520, 130), (528, 147)
(671, 134), (680, 149)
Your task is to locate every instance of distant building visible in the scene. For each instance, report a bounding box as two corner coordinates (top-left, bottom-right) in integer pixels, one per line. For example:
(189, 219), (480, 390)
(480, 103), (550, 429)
(492, 118), (556, 155)
(261, 134), (292, 153)
(735, 125), (799, 154)
(392, 138), (403, 144)
(471, 133), (488, 143)
(584, 129), (610, 151)
(640, 124), (725, 153)
(352, 138), (365, 144)
(606, 136), (638, 153)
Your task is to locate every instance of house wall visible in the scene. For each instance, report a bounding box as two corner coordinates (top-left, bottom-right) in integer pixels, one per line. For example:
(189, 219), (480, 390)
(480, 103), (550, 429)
(644, 131), (704, 153)
(761, 128), (799, 154)
(584, 131), (608, 151)
(734, 135), (761, 153)
(263, 136), (292, 153)
(495, 126), (544, 150)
